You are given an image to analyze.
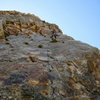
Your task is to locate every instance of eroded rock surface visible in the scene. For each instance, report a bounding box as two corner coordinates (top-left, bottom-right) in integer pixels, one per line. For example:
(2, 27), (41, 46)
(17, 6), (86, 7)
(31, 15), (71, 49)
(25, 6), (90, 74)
(0, 11), (62, 38)
(0, 11), (100, 100)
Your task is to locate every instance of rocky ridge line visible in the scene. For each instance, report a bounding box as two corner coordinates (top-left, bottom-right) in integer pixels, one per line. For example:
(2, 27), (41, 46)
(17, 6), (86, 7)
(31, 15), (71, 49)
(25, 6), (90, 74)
(0, 11), (62, 39)
(0, 11), (100, 100)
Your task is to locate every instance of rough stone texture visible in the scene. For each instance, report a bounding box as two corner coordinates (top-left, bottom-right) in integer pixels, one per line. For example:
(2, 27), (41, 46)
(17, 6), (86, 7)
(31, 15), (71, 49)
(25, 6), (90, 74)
(0, 11), (62, 37)
(0, 19), (4, 39)
(0, 11), (100, 100)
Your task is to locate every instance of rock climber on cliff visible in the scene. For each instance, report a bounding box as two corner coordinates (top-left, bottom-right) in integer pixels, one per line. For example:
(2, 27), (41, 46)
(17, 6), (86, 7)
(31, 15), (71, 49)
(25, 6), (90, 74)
(50, 29), (57, 41)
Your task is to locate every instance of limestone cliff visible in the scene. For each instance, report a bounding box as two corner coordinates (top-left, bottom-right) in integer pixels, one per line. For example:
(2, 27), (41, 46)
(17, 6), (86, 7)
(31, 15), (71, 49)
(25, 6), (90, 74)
(0, 11), (100, 100)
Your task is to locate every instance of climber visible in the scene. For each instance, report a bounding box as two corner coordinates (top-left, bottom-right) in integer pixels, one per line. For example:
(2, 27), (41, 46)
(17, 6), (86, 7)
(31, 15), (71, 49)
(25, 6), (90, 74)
(50, 29), (57, 40)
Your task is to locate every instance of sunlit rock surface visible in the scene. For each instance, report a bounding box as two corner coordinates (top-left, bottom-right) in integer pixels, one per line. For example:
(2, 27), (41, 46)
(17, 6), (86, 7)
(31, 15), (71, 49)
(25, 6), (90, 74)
(0, 11), (100, 100)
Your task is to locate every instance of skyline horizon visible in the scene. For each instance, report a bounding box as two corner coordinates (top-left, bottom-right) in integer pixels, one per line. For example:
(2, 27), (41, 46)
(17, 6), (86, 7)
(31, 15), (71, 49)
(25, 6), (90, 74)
(0, 0), (100, 49)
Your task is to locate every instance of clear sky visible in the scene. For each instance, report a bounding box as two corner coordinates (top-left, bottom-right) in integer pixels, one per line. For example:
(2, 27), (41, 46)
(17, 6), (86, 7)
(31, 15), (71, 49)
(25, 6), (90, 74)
(0, 0), (100, 49)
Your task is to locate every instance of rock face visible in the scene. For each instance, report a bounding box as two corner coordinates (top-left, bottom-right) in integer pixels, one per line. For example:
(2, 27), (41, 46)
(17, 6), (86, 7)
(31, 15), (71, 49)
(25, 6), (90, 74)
(0, 19), (4, 39)
(0, 11), (62, 37)
(0, 11), (100, 100)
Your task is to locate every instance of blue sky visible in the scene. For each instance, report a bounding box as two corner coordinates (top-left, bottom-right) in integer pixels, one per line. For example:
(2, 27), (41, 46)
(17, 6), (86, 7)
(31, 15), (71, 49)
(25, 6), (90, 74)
(0, 0), (100, 49)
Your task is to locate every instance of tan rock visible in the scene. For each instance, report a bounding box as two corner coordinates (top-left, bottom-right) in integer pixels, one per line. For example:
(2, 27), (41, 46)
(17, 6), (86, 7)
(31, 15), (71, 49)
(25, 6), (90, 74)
(0, 19), (5, 39)
(5, 25), (21, 35)
(40, 90), (50, 97)
(71, 97), (91, 100)
(24, 30), (34, 34)
(28, 79), (39, 85)
(39, 27), (51, 35)
(94, 62), (100, 80)
(21, 23), (29, 29)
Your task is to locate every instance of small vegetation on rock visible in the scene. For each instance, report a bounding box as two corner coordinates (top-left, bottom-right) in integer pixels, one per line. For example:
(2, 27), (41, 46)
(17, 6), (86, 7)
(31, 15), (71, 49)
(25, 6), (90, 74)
(38, 44), (43, 48)
(24, 42), (29, 45)
(50, 39), (58, 43)
(5, 41), (10, 44)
